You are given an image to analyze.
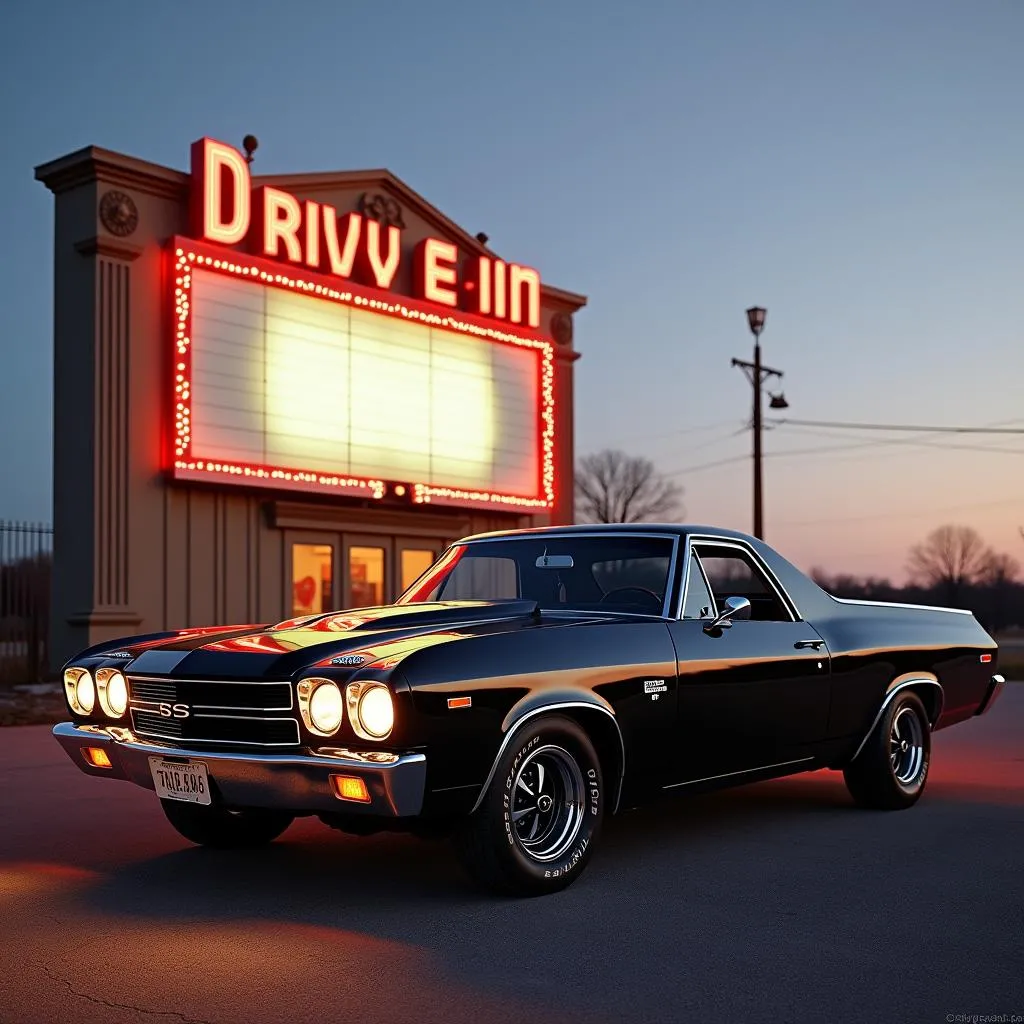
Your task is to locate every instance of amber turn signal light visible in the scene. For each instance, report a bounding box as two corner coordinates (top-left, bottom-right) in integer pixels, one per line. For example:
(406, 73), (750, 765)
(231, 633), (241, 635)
(83, 747), (113, 769)
(331, 774), (370, 803)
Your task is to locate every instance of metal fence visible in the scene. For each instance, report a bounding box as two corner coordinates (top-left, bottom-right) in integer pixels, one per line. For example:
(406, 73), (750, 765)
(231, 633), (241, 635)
(0, 521), (52, 684)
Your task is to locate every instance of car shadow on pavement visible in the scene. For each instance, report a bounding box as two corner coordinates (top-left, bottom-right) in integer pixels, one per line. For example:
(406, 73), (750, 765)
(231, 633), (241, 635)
(76, 769), (857, 924)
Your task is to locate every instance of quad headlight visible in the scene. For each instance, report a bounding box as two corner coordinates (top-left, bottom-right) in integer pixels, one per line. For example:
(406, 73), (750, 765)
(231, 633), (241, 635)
(96, 668), (129, 718)
(346, 681), (394, 741)
(64, 667), (95, 715)
(298, 678), (345, 737)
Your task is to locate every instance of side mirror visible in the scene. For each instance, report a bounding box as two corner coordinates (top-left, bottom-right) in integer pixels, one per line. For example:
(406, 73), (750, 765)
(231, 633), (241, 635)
(704, 595), (751, 633)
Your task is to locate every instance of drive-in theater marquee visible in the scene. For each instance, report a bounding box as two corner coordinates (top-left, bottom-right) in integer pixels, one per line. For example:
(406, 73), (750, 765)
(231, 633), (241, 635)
(176, 138), (555, 512)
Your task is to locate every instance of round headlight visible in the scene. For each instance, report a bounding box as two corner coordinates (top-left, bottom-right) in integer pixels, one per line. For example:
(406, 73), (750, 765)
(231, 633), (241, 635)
(97, 669), (128, 718)
(356, 684), (394, 740)
(63, 667), (93, 715)
(76, 672), (95, 714)
(309, 681), (344, 735)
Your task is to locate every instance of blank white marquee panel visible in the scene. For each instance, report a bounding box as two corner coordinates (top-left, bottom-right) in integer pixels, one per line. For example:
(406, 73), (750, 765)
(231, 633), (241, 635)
(188, 269), (541, 495)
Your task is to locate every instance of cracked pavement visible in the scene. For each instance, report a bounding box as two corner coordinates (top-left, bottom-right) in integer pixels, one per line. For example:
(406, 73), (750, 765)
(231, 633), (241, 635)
(1, 688), (1022, 1023)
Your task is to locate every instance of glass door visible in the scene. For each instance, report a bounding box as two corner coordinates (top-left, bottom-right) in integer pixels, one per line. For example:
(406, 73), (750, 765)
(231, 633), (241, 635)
(344, 535), (388, 609)
(288, 536), (338, 617)
(396, 541), (441, 598)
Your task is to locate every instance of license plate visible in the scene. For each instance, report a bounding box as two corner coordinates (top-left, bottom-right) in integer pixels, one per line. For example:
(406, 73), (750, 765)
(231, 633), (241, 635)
(149, 757), (211, 805)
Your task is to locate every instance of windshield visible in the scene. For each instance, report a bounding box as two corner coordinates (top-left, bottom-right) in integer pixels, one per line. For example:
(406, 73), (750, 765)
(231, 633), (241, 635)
(397, 535), (676, 616)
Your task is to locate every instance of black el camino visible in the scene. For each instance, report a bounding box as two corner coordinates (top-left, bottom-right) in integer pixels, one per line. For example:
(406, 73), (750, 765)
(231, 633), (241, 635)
(54, 524), (1005, 896)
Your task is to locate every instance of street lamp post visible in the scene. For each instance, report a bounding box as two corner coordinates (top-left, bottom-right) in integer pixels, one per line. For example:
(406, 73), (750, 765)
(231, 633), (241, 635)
(731, 307), (787, 540)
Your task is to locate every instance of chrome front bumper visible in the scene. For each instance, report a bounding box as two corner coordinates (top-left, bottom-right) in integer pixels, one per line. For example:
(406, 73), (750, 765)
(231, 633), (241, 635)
(52, 722), (426, 817)
(975, 674), (1007, 717)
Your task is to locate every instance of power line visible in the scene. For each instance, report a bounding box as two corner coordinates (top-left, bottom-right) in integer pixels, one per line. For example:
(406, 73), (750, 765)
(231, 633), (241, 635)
(767, 417), (1024, 435)
(662, 434), (1024, 477)
(612, 419), (742, 445)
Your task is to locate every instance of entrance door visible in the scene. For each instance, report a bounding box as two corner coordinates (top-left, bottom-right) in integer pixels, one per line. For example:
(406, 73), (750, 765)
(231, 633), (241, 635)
(341, 536), (444, 609)
(287, 534), (339, 619)
(344, 534), (389, 610)
(396, 539), (442, 598)
(285, 531), (447, 616)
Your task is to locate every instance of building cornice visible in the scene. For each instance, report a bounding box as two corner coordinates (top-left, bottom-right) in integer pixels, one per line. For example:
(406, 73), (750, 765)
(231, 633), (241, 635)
(35, 146), (188, 200)
(73, 236), (144, 261)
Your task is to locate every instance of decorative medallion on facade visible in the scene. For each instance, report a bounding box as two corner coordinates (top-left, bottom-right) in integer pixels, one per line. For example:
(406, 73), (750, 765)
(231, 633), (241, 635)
(358, 192), (406, 230)
(551, 312), (573, 346)
(99, 190), (139, 237)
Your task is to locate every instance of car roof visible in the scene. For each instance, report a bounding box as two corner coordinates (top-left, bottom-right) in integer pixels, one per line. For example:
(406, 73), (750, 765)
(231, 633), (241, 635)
(457, 523), (758, 545)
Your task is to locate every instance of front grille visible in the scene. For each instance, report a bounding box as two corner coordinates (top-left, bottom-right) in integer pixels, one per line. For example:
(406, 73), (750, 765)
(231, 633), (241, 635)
(127, 675), (300, 747)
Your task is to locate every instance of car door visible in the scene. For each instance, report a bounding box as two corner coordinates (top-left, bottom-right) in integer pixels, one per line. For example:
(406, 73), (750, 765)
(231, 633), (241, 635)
(665, 539), (831, 786)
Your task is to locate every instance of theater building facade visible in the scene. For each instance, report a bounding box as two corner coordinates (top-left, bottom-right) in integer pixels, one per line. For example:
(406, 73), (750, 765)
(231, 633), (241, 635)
(36, 137), (586, 665)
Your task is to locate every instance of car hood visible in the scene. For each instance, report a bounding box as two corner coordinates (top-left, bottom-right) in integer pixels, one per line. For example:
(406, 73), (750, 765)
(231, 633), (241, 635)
(103, 600), (621, 679)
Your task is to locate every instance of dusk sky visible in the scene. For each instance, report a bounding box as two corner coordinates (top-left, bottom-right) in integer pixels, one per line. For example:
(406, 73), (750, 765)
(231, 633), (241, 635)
(2, 0), (1022, 581)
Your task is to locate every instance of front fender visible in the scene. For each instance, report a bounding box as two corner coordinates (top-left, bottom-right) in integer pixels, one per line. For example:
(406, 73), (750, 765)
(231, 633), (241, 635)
(471, 691), (626, 815)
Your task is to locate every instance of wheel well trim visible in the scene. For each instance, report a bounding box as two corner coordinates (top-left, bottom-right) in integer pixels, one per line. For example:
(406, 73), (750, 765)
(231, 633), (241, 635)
(849, 677), (944, 762)
(469, 701), (627, 816)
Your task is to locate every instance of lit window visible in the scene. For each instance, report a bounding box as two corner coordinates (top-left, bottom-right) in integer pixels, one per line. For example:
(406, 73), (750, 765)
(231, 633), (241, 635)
(349, 547), (385, 608)
(292, 544), (333, 615)
(400, 549), (436, 592)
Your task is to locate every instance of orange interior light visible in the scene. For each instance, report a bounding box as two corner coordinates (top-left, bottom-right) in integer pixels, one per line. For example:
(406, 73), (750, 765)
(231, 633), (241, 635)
(331, 775), (370, 803)
(83, 747), (112, 769)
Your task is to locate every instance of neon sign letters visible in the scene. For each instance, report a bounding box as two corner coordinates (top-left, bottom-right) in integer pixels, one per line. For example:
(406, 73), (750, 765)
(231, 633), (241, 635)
(190, 138), (542, 329)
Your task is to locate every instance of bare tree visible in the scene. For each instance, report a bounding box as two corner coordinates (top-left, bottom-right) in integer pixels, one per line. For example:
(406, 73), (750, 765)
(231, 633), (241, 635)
(980, 550), (1021, 586)
(575, 449), (684, 524)
(906, 525), (993, 601)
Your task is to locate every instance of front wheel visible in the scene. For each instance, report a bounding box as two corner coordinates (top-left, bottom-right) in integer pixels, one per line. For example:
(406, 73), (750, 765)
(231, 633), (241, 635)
(160, 799), (294, 848)
(453, 715), (604, 897)
(843, 691), (931, 810)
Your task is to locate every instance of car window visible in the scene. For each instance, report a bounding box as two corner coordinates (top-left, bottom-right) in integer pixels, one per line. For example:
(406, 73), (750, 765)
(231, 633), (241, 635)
(400, 535), (675, 614)
(591, 556), (670, 603)
(438, 556), (519, 601)
(693, 545), (792, 622)
(681, 554), (714, 619)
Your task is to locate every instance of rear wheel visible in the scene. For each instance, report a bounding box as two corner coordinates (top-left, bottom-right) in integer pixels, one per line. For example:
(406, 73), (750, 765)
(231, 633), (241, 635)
(453, 715), (604, 897)
(160, 799), (294, 848)
(843, 691), (931, 810)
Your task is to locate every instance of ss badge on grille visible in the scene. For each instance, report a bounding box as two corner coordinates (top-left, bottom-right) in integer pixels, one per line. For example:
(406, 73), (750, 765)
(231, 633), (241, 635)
(158, 703), (191, 719)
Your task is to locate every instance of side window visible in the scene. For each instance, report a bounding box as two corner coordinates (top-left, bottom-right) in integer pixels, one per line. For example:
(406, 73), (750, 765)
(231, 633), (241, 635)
(694, 546), (792, 622)
(681, 554), (714, 619)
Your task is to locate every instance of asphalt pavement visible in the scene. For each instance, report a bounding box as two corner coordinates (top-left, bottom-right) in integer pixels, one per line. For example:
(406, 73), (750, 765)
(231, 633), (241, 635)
(1, 688), (1022, 1024)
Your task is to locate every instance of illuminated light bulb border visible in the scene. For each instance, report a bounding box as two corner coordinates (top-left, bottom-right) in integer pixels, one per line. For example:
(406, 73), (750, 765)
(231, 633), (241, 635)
(169, 237), (555, 510)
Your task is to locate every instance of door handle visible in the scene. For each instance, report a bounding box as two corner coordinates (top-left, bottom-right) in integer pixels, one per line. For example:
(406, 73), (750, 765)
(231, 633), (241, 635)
(794, 639), (826, 650)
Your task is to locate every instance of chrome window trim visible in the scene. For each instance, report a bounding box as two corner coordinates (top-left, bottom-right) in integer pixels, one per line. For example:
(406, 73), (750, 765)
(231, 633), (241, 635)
(849, 678), (944, 762)
(679, 549), (716, 620)
(675, 535), (801, 622)
(830, 596), (973, 616)
(458, 531), (682, 619)
(470, 701), (627, 816)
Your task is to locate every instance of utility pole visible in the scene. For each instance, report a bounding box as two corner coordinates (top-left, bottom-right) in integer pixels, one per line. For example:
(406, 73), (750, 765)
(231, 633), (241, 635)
(731, 307), (787, 540)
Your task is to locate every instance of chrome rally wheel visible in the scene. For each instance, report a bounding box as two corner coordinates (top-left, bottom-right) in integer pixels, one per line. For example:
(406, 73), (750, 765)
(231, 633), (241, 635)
(454, 715), (605, 896)
(510, 744), (586, 863)
(843, 690), (931, 810)
(890, 705), (925, 786)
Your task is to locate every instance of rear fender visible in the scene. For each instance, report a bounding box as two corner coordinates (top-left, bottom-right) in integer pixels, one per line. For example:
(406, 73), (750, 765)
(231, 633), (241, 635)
(849, 673), (944, 762)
